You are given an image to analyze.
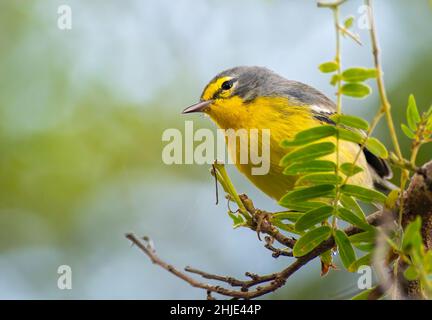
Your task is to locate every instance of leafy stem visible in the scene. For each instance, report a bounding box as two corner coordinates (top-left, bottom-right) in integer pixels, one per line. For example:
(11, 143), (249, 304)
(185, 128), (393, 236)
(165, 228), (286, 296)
(365, 0), (408, 228)
(365, 0), (403, 161)
(332, 4), (343, 228)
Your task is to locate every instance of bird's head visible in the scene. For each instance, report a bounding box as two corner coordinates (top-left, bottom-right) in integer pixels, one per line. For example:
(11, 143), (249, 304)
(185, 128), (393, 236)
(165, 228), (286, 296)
(182, 66), (285, 129)
(183, 66), (335, 129)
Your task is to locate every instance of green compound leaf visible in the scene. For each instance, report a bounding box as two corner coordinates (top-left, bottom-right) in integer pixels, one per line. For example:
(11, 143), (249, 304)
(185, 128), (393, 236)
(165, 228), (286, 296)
(401, 123), (416, 139)
(319, 61), (339, 73)
(295, 205), (334, 231)
(365, 137), (388, 159)
(283, 160), (336, 175)
(342, 67), (377, 82)
(407, 94), (420, 131)
(341, 184), (387, 204)
(281, 126), (336, 147)
(331, 114), (370, 130)
(296, 173), (342, 186)
(340, 162), (364, 177)
(334, 229), (357, 269)
(341, 83), (371, 98)
(293, 226), (332, 257)
(279, 142), (335, 166)
(349, 253), (372, 272)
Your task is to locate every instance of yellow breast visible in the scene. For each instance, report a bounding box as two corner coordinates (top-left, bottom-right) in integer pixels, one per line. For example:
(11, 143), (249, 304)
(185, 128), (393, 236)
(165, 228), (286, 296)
(207, 96), (373, 201)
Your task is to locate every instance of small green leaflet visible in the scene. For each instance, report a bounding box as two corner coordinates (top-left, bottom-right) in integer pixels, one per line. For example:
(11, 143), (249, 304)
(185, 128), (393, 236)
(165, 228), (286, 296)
(403, 265), (419, 281)
(365, 137), (388, 159)
(279, 201), (327, 212)
(401, 123), (416, 139)
(337, 207), (372, 231)
(341, 67), (377, 82)
(349, 230), (376, 244)
(341, 83), (371, 98)
(334, 229), (357, 269)
(343, 16), (354, 29)
(271, 220), (297, 233)
(340, 195), (366, 220)
(279, 142), (335, 166)
(348, 253), (372, 272)
(319, 61), (338, 73)
(349, 230), (376, 252)
(337, 127), (364, 144)
(351, 287), (377, 300)
(228, 212), (245, 228)
(320, 249), (334, 276)
(295, 205), (334, 231)
(427, 109), (432, 131)
(296, 173), (342, 186)
(402, 216), (422, 252)
(331, 114), (370, 130)
(283, 160), (336, 175)
(330, 74), (340, 86)
(340, 163), (363, 177)
(281, 126), (336, 147)
(352, 243), (374, 252)
(407, 94), (420, 131)
(280, 184), (335, 204)
(293, 226), (332, 257)
(272, 211), (303, 223)
(424, 251), (432, 273)
(341, 184), (387, 203)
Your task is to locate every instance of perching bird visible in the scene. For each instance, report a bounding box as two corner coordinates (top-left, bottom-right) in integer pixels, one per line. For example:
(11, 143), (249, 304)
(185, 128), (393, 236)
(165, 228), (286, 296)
(183, 66), (392, 201)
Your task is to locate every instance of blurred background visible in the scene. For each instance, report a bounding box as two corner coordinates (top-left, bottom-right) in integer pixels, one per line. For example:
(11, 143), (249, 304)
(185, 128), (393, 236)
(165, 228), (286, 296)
(0, 0), (431, 299)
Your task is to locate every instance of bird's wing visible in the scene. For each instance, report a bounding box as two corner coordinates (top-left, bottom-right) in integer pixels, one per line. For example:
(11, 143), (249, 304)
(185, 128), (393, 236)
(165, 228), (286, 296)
(275, 78), (393, 189)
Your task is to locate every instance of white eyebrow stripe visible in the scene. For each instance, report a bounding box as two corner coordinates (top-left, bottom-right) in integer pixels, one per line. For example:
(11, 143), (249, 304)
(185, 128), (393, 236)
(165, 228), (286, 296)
(310, 104), (334, 114)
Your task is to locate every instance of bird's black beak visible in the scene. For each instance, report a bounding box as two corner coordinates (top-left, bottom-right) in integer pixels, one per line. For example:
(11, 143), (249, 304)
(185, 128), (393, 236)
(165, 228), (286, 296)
(182, 100), (213, 114)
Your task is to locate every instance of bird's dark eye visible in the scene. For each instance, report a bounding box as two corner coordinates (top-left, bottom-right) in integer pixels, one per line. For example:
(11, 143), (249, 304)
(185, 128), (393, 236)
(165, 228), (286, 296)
(221, 80), (233, 90)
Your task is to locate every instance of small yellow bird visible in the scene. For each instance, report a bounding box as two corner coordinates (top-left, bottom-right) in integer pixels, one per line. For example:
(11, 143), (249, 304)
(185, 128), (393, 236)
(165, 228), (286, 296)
(183, 66), (391, 201)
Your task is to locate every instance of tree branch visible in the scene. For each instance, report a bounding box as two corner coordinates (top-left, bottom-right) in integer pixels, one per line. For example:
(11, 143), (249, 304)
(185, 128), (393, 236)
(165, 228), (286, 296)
(126, 208), (384, 299)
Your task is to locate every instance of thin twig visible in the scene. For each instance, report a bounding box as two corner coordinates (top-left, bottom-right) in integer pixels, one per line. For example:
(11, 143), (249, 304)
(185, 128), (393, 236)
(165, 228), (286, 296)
(365, 0), (408, 229)
(338, 24), (362, 45)
(365, 0), (402, 160)
(264, 236), (293, 258)
(185, 267), (279, 291)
